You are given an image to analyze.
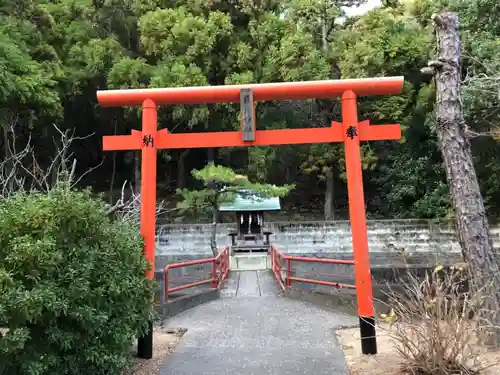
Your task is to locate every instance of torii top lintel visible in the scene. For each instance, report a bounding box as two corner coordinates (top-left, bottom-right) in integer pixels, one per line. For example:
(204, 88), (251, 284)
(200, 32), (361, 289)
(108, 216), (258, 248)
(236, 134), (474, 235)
(97, 76), (404, 107)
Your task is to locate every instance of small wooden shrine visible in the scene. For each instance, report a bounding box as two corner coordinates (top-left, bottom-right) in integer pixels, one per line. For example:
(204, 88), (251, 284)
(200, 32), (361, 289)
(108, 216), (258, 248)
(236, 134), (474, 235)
(219, 190), (280, 253)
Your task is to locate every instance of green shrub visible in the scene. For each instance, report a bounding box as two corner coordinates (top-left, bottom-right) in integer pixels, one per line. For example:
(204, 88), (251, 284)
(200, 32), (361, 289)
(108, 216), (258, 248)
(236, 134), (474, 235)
(0, 186), (155, 375)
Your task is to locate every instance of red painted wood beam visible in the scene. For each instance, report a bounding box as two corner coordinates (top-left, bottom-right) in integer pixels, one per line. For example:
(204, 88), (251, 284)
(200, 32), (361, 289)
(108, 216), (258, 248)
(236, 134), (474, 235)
(97, 77), (404, 107)
(102, 121), (400, 151)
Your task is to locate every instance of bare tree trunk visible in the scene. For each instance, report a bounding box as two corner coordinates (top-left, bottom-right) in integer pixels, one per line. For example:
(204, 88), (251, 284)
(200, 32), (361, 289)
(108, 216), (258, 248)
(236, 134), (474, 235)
(109, 119), (118, 204)
(324, 168), (335, 220)
(50, 145), (60, 186)
(207, 148), (215, 163)
(210, 203), (218, 256)
(3, 125), (10, 160)
(176, 149), (190, 189)
(321, 17), (328, 54)
(134, 152), (141, 194)
(50, 129), (71, 186)
(320, 24), (335, 221)
(429, 12), (500, 344)
(2, 125), (13, 192)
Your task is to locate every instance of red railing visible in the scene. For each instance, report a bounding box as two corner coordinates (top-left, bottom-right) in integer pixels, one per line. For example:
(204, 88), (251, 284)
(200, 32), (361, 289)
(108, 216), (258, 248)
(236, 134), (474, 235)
(270, 245), (356, 292)
(164, 246), (230, 302)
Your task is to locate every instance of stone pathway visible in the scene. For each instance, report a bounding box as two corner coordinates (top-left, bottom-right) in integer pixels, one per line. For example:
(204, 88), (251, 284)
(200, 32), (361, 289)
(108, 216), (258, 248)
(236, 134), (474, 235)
(160, 270), (357, 375)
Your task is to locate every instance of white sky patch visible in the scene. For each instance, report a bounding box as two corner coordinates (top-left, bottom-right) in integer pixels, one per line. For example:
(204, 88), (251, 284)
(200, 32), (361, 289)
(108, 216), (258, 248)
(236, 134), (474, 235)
(335, 0), (381, 24)
(343, 0), (382, 17)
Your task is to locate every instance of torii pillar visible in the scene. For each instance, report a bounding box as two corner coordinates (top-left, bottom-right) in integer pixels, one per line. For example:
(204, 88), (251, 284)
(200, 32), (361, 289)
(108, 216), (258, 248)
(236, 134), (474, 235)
(98, 77), (404, 358)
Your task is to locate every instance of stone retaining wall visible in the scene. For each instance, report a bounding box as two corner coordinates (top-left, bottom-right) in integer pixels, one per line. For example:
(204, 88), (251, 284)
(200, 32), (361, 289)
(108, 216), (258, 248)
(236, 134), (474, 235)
(155, 219), (481, 265)
(155, 220), (500, 290)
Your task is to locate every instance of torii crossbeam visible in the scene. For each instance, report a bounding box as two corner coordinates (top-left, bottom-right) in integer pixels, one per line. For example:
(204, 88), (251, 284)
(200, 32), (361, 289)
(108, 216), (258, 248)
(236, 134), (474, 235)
(97, 77), (404, 359)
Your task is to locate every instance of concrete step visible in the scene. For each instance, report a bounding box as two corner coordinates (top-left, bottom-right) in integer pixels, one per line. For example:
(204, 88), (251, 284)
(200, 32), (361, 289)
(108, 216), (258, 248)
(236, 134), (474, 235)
(220, 270), (283, 298)
(230, 253), (270, 271)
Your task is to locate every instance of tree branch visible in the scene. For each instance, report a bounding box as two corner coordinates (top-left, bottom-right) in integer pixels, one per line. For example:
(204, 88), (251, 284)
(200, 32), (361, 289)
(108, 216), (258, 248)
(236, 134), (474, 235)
(0, 124), (100, 197)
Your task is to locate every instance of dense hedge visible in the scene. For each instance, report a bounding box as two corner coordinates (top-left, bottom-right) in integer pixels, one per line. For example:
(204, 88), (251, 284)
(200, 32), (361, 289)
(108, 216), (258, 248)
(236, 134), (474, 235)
(0, 187), (154, 375)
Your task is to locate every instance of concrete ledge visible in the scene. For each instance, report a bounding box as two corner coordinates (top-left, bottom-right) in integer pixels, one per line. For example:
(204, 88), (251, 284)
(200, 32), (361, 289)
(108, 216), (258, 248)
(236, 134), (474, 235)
(284, 283), (404, 317)
(162, 289), (220, 319)
(285, 287), (358, 316)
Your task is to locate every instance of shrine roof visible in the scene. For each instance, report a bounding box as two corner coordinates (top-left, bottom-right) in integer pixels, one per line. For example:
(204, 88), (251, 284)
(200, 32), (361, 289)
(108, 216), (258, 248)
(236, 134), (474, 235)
(219, 191), (281, 212)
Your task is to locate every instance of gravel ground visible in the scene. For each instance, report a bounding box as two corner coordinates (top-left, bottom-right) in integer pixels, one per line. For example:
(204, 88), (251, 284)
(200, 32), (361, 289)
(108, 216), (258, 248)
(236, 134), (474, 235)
(123, 327), (187, 375)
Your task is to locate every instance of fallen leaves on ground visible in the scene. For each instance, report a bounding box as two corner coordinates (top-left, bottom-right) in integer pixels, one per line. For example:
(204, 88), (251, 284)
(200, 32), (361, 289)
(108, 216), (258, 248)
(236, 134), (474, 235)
(123, 327), (187, 375)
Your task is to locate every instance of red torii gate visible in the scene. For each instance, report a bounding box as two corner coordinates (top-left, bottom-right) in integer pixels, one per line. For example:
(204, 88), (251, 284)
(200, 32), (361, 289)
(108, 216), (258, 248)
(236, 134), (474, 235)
(97, 77), (404, 359)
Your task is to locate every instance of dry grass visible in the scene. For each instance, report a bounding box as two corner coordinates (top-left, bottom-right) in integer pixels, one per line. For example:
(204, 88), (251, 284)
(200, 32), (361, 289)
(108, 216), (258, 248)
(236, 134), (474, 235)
(337, 262), (500, 375)
(122, 327), (187, 375)
(381, 264), (500, 374)
(336, 323), (500, 375)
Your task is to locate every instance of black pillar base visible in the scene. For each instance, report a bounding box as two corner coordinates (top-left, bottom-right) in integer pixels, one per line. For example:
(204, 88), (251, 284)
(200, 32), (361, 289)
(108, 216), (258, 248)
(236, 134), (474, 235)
(137, 320), (153, 359)
(359, 316), (377, 355)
